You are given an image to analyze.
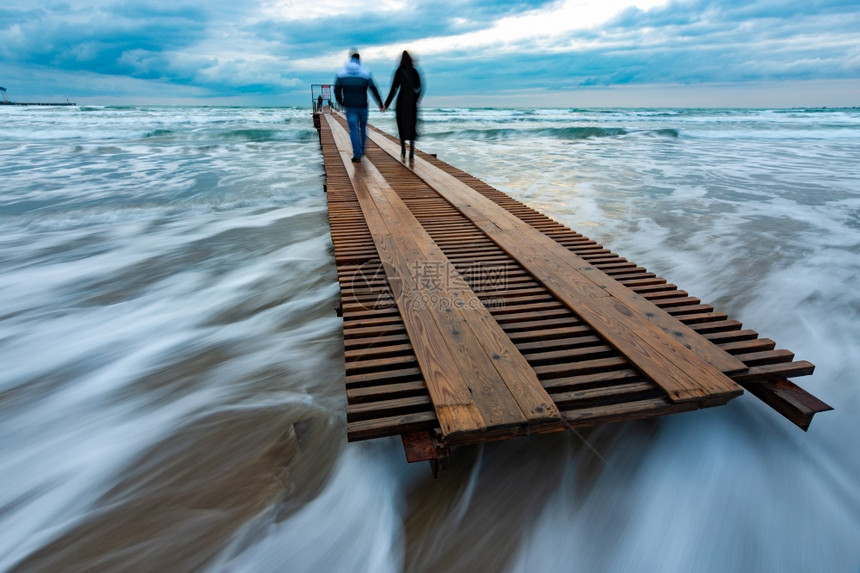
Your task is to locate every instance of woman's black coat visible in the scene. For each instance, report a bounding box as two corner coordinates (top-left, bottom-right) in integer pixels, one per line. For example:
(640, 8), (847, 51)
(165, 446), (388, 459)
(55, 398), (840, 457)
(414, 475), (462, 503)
(384, 65), (422, 141)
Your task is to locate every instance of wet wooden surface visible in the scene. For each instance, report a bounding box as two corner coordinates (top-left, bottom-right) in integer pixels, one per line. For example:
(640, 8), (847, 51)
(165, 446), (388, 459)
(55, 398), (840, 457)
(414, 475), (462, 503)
(315, 111), (828, 446)
(326, 114), (560, 442)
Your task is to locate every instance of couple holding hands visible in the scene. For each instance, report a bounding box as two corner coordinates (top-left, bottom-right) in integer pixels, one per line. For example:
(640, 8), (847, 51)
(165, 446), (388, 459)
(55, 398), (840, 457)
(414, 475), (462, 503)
(334, 50), (422, 162)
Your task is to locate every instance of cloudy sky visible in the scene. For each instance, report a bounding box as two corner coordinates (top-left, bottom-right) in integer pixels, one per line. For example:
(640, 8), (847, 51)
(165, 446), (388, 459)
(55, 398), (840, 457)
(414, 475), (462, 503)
(1, 0), (858, 107)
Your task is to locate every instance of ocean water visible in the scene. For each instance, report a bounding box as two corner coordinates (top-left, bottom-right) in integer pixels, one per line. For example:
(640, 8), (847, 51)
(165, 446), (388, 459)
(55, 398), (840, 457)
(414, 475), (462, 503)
(1, 105), (858, 572)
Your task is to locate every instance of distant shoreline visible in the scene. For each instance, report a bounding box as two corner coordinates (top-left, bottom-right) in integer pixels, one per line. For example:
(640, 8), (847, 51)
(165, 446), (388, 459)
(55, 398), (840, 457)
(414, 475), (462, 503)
(1, 101), (76, 106)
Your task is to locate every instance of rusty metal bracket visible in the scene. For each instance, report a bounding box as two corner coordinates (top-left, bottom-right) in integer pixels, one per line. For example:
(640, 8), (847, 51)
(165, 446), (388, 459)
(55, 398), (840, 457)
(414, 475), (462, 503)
(741, 376), (833, 431)
(401, 431), (451, 477)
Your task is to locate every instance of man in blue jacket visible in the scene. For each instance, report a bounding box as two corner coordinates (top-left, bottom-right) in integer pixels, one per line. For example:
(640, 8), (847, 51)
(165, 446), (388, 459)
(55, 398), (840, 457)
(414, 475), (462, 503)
(334, 52), (383, 162)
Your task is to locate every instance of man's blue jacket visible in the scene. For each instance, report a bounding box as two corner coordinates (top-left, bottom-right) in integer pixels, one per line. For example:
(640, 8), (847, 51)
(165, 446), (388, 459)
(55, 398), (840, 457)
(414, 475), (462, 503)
(334, 58), (383, 108)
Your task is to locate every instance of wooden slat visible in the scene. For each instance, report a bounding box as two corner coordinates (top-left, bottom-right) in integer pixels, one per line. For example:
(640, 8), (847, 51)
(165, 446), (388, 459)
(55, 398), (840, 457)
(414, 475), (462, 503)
(318, 113), (825, 443)
(365, 126), (745, 403)
(347, 411), (438, 442)
(326, 115), (561, 440)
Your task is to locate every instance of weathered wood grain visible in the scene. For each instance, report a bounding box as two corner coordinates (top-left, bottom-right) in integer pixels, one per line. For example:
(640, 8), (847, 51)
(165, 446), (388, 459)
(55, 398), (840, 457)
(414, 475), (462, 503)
(326, 115), (561, 439)
(365, 126), (745, 403)
(315, 111), (825, 445)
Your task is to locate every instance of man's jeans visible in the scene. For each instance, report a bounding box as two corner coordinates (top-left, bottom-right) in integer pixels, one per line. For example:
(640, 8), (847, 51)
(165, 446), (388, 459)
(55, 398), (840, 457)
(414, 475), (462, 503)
(345, 106), (369, 159)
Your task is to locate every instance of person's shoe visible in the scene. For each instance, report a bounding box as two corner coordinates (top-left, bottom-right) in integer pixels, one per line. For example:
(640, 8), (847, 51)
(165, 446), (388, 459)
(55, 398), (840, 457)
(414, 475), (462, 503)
(351, 156), (361, 163)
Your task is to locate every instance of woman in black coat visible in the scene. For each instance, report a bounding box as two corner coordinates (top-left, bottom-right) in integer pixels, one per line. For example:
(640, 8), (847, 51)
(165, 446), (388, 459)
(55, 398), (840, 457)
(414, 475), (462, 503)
(383, 51), (422, 160)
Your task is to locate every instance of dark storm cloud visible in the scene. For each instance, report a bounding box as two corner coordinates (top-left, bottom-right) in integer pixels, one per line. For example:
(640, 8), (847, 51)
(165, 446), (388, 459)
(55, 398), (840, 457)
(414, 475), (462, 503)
(0, 3), (209, 79)
(1, 0), (857, 104)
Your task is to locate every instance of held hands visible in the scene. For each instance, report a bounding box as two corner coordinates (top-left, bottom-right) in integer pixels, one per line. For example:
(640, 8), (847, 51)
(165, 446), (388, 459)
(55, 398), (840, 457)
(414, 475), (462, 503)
(380, 105), (387, 112)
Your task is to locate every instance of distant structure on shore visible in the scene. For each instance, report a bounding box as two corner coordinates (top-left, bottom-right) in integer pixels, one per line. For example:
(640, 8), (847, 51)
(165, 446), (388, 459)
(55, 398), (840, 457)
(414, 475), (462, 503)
(0, 86), (75, 106)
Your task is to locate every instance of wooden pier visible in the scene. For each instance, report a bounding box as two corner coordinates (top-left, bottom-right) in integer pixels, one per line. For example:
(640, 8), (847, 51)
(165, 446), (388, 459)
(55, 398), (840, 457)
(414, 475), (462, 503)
(314, 110), (831, 469)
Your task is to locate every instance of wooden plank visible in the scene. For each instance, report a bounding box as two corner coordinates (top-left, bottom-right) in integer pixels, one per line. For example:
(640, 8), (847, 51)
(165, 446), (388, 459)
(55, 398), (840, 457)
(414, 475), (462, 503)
(371, 129), (746, 401)
(345, 366), (423, 388)
(320, 116), (825, 445)
(551, 381), (660, 408)
(347, 380), (428, 403)
(357, 158), (561, 430)
(345, 342), (414, 361)
(328, 120), (488, 436)
(561, 397), (702, 426)
(542, 369), (642, 391)
(347, 411), (438, 442)
(365, 127), (745, 403)
(346, 395), (433, 421)
(731, 361), (815, 382)
(534, 356), (631, 379)
(345, 355), (418, 375)
(326, 115), (561, 439)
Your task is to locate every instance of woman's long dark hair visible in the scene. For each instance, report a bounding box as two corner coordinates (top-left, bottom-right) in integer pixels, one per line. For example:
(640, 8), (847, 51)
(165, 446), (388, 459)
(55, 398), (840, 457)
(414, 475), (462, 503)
(400, 51), (413, 68)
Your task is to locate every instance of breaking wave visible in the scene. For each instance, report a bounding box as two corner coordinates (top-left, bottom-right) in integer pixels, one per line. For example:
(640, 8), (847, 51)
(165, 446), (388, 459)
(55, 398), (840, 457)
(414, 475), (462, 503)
(427, 126), (680, 141)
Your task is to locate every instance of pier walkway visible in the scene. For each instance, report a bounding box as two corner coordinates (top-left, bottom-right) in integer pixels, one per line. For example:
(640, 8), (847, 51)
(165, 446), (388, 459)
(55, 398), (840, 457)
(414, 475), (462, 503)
(314, 110), (831, 468)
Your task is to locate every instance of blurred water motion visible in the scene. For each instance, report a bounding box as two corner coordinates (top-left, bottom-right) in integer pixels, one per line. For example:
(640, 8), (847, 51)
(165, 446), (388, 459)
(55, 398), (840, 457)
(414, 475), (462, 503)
(1, 106), (858, 572)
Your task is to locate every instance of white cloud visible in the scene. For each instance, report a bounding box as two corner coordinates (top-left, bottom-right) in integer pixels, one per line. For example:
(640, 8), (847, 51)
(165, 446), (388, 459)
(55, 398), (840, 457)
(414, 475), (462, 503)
(283, 0), (670, 72)
(260, 0), (407, 21)
(371, 0), (670, 58)
(848, 46), (860, 72)
(3, 0), (859, 105)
